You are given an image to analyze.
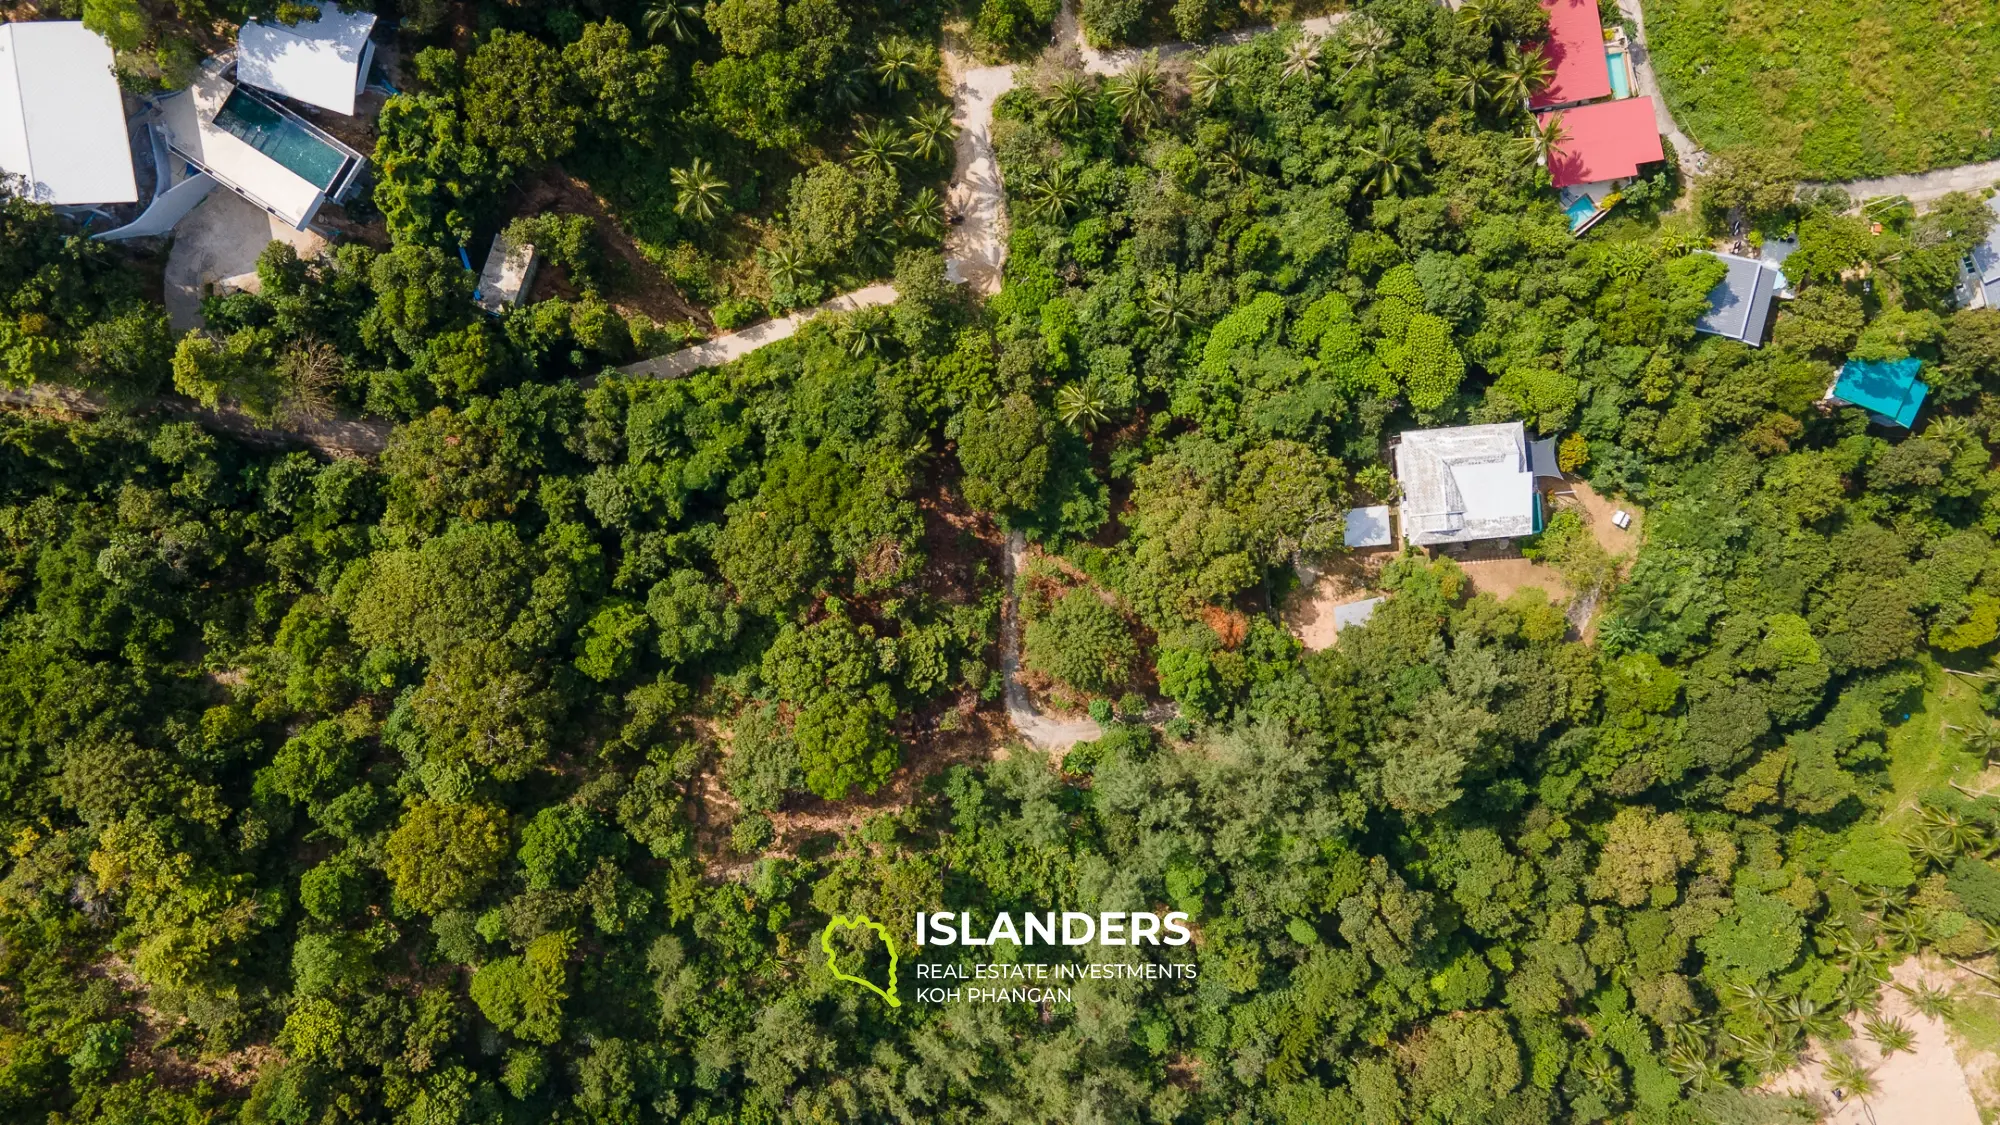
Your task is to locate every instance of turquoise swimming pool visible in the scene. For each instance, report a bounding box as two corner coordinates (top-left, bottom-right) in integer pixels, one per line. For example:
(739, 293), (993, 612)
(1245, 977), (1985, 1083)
(212, 88), (349, 190)
(1565, 195), (1598, 230)
(1606, 48), (1631, 99)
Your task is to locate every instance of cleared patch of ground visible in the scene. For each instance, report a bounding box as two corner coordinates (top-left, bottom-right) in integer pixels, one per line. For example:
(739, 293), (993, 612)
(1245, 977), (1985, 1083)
(1283, 551), (1392, 652)
(509, 165), (707, 331)
(1459, 556), (1574, 605)
(164, 190), (325, 332)
(1766, 956), (1981, 1124)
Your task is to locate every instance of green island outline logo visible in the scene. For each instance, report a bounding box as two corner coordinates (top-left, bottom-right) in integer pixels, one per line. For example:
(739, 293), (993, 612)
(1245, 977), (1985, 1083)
(820, 913), (901, 1008)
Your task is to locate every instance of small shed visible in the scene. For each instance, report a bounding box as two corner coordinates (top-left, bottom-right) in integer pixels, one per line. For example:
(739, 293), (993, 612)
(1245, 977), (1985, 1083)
(1343, 505), (1394, 549)
(476, 234), (538, 313)
(0, 22), (139, 206)
(1828, 357), (1928, 429)
(1333, 597), (1385, 635)
(237, 2), (379, 116)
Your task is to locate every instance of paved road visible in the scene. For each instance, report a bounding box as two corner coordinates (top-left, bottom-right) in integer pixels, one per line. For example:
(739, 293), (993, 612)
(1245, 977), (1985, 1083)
(1000, 531), (1104, 752)
(617, 284), (899, 379)
(942, 57), (1017, 295)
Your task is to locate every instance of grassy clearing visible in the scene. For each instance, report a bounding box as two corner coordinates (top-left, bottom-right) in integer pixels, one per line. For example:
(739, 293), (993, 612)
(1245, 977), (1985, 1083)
(1646, 0), (2000, 179)
(1881, 657), (1989, 829)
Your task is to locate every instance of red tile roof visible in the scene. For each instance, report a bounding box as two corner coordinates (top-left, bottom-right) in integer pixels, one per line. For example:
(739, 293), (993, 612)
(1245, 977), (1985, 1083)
(1538, 97), (1666, 187)
(1528, 0), (1612, 109)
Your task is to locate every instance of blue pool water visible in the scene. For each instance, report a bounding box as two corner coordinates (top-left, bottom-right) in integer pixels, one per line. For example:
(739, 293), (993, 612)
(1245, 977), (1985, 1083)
(1606, 49), (1632, 99)
(212, 89), (348, 189)
(1565, 195), (1599, 229)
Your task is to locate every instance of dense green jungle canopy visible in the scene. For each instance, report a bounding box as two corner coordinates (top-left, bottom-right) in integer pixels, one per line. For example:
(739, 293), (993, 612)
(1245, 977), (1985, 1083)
(8, 0), (2000, 1122)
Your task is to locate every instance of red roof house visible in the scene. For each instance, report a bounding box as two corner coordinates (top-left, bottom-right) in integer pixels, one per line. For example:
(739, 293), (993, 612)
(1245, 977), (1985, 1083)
(1528, 0), (1612, 109)
(1538, 98), (1665, 187)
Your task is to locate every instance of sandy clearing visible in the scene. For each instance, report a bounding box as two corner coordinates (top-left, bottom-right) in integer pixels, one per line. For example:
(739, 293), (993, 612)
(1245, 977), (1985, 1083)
(1766, 957), (1980, 1125)
(1458, 556), (1573, 605)
(942, 54), (1017, 295)
(163, 189), (325, 333)
(1284, 551), (1390, 651)
(1562, 478), (1643, 559)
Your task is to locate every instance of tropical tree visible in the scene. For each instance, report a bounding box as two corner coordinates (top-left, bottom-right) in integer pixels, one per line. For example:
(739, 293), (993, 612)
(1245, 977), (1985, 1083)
(641, 0), (703, 42)
(1899, 980), (1955, 1019)
(874, 37), (925, 92)
(902, 187), (945, 240)
(1146, 277), (1191, 333)
(1863, 1016), (1915, 1056)
(1056, 380), (1111, 432)
(1282, 34), (1322, 84)
(1458, 0), (1500, 40)
(1519, 113), (1568, 167)
(852, 121), (908, 174)
(1450, 61), (1496, 113)
(760, 243), (812, 295)
(1187, 48), (1242, 109)
(906, 106), (957, 163)
(1023, 163), (1080, 221)
(1497, 43), (1555, 103)
(835, 308), (891, 356)
(1337, 17), (1393, 85)
(1356, 122), (1422, 196)
(671, 158), (726, 222)
(1044, 74), (1095, 130)
(1106, 53), (1165, 130)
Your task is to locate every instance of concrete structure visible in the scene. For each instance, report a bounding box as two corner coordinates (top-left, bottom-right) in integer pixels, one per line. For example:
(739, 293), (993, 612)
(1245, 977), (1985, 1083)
(1694, 251), (1783, 346)
(1333, 597), (1385, 634)
(476, 234), (539, 313)
(1957, 194), (2000, 310)
(1828, 357), (1928, 429)
(0, 22), (138, 206)
(1394, 422), (1541, 548)
(156, 56), (367, 230)
(1529, 0), (1612, 111)
(237, 2), (378, 116)
(1343, 505), (1394, 549)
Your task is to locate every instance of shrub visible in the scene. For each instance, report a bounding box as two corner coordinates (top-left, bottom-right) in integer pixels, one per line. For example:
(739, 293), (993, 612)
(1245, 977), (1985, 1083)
(1023, 587), (1137, 697)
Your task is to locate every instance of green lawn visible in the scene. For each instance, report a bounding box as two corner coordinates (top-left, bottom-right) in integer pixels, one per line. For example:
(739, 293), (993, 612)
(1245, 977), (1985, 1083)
(1646, 0), (2000, 179)
(1881, 658), (1989, 829)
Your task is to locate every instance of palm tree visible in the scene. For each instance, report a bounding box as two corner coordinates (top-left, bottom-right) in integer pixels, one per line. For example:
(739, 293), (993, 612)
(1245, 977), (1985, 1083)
(1899, 979), (1956, 1019)
(671, 158), (726, 222)
(1864, 1015), (1916, 1056)
(1519, 112), (1568, 167)
(1782, 995), (1849, 1044)
(1105, 52), (1165, 131)
(1729, 1031), (1798, 1077)
(1209, 133), (1258, 179)
(852, 121), (907, 174)
(1146, 278), (1191, 333)
(1497, 43), (1556, 103)
(1903, 826), (1956, 871)
(1045, 74), (1095, 130)
(759, 243), (812, 296)
(1337, 17), (1393, 85)
(1725, 978), (1785, 1026)
(1959, 721), (2000, 763)
(1458, 0), (1500, 40)
(905, 106), (957, 163)
(1926, 414), (1975, 445)
(1056, 381), (1111, 432)
(827, 65), (873, 114)
(1022, 163), (1079, 221)
(1282, 34), (1322, 84)
(642, 0), (703, 43)
(835, 308), (891, 357)
(1356, 122), (1421, 196)
(1450, 61), (1496, 113)
(1878, 908), (1928, 953)
(874, 37), (924, 93)
(1821, 1048), (1878, 1102)
(901, 187), (945, 240)
(1187, 48), (1241, 109)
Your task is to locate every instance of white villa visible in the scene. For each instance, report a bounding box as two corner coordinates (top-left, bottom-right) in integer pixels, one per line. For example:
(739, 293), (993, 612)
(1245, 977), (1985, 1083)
(237, 3), (379, 117)
(1393, 422), (1544, 548)
(0, 22), (138, 208)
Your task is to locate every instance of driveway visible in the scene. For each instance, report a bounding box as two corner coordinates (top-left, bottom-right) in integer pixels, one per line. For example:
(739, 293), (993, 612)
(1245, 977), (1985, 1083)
(163, 190), (326, 333)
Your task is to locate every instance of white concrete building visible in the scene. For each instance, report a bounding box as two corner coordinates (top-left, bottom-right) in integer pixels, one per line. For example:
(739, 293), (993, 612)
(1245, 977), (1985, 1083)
(155, 56), (366, 230)
(237, 2), (378, 116)
(0, 22), (138, 206)
(1393, 422), (1541, 548)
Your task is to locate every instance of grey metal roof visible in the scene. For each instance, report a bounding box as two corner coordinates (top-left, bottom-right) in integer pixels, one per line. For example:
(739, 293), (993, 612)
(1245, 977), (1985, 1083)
(1333, 597), (1384, 633)
(1343, 505), (1393, 549)
(1694, 251), (1778, 346)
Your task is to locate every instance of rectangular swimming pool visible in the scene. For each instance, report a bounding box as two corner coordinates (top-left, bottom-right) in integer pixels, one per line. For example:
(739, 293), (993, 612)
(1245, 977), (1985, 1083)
(1565, 195), (1599, 230)
(1606, 48), (1632, 99)
(212, 88), (348, 190)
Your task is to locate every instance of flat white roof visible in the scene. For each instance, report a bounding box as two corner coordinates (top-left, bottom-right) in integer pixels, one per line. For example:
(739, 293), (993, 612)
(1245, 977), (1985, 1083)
(476, 234), (537, 312)
(237, 2), (377, 115)
(0, 22), (138, 205)
(1394, 422), (1537, 547)
(159, 61), (326, 230)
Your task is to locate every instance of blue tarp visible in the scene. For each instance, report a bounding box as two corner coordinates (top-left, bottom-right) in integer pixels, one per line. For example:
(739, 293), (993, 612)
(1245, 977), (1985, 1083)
(1832, 356), (1928, 428)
